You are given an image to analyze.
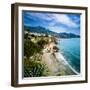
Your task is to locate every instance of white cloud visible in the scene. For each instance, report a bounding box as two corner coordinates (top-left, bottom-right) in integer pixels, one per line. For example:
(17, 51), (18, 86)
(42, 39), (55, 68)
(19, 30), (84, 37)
(52, 14), (78, 28)
(25, 12), (80, 30)
(26, 12), (53, 21)
(48, 26), (67, 33)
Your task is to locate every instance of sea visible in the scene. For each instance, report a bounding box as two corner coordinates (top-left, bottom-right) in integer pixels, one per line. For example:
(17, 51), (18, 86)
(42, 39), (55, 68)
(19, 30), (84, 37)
(58, 38), (80, 73)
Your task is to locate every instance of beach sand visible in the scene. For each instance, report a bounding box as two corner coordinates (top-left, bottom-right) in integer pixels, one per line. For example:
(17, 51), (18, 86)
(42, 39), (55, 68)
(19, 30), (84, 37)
(42, 51), (79, 76)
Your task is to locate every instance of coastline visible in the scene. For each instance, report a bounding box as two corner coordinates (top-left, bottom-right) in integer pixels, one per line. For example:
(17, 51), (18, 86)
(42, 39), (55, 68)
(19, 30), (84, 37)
(55, 52), (79, 75)
(24, 30), (80, 77)
(42, 49), (79, 76)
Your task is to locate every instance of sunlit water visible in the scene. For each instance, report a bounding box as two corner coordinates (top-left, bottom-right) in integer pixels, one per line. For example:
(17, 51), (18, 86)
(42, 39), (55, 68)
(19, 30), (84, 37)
(58, 38), (80, 73)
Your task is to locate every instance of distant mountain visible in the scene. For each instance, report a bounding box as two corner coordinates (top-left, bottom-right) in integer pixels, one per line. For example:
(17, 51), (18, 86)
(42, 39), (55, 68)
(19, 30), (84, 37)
(24, 26), (80, 38)
(58, 32), (80, 38)
(24, 26), (57, 35)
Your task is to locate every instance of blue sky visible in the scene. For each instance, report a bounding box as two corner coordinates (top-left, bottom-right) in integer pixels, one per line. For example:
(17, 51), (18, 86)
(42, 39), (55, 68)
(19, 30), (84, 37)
(23, 11), (80, 35)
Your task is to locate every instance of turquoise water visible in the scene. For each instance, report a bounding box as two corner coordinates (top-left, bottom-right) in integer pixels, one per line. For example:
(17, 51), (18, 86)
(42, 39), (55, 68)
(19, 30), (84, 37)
(58, 38), (80, 73)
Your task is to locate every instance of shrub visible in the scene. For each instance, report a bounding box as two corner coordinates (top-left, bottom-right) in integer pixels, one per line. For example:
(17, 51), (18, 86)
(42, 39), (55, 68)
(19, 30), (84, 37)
(24, 39), (41, 58)
(37, 39), (48, 48)
(24, 57), (50, 77)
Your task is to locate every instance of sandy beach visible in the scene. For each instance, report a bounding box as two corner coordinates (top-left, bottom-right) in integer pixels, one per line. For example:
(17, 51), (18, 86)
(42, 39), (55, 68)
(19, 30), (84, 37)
(42, 51), (79, 76)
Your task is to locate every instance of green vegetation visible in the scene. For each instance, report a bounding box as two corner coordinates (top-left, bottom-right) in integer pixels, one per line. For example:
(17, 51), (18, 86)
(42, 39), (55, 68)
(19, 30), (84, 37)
(24, 56), (50, 77)
(24, 32), (50, 77)
(37, 38), (48, 48)
(24, 39), (41, 58)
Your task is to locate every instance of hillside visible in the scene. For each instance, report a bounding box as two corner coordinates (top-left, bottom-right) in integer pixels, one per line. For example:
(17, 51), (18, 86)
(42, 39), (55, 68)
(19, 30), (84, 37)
(24, 26), (80, 38)
(24, 26), (57, 35)
(58, 32), (80, 38)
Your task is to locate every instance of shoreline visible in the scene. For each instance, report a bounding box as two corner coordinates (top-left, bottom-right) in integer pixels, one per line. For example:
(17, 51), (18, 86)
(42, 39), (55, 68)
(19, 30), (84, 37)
(42, 49), (79, 76)
(42, 37), (79, 76)
(55, 52), (79, 75)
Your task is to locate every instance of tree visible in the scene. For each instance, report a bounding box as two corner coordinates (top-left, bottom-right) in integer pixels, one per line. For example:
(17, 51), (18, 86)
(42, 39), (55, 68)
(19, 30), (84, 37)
(24, 39), (41, 58)
(24, 56), (50, 77)
(24, 33), (29, 39)
(37, 39), (48, 48)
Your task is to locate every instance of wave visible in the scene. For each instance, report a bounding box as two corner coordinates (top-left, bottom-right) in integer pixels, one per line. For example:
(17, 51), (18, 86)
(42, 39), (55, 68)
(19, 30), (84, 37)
(55, 52), (79, 75)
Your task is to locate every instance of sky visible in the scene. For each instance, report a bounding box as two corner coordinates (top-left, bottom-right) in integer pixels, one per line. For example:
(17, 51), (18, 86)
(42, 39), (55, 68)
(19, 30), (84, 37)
(23, 11), (80, 35)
